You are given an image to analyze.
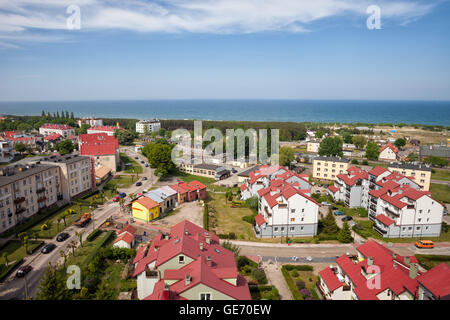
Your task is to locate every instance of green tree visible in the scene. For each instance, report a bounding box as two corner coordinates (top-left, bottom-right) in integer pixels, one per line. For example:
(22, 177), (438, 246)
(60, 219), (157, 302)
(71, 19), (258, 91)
(78, 123), (90, 134)
(365, 141), (380, 160)
(407, 153), (418, 162)
(279, 146), (295, 166)
(36, 263), (69, 300)
(143, 142), (175, 178)
(15, 142), (27, 155)
(2, 252), (9, 268)
(75, 230), (85, 247)
(352, 135), (367, 149)
(114, 129), (138, 146)
(337, 221), (353, 243)
(158, 128), (166, 137)
(394, 138), (406, 148)
(340, 131), (353, 144)
(318, 137), (343, 157)
(55, 140), (75, 155)
(315, 130), (324, 139)
(322, 209), (339, 235)
(424, 156), (448, 167)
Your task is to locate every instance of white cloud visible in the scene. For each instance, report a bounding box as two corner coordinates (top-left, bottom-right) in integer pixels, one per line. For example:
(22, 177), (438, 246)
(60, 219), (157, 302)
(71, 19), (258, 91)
(0, 0), (439, 47)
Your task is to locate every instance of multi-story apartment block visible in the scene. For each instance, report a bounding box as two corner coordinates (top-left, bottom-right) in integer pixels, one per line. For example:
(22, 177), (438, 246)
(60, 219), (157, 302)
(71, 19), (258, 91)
(312, 156), (350, 181)
(0, 163), (60, 233)
(0, 138), (14, 163)
(132, 220), (251, 300)
(136, 119), (161, 134)
(87, 125), (120, 137)
(306, 140), (320, 153)
(2, 131), (43, 149)
(318, 240), (450, 300)
(38, 154), (93, 201)
(77, 117), (103, 127)
(328, 165), (444, 238)
(378, 143), (398, 161)
(79, 133), (120, 173)
(387, 162), (431, 191)
(39, 124), (75, 139)
(239, 164), (318, 238)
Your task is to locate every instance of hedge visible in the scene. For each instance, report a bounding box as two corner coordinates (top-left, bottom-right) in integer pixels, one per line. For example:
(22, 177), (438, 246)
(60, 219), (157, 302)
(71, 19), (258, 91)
(86, 229), (102, 242)
(281, 266), (302, 300)
(82, 231), (115, 266)
(0, 258), (24, 282)
(283, 265), (314, 271)
(203, 202), (209, 231)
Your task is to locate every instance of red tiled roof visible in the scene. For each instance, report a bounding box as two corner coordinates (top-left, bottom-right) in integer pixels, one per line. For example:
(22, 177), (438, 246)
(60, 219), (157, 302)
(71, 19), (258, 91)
(380, 143), (398, 154)
(119, 225), (137, 235)
(369, 166), (388, 177)
(44, 133), (62, 141)
(264, 192), (280, 208)
(88, 125), (118, 132)
(319, 267), (343, 292)
(170, 183), (189, 194)
(40, 123), (74, 130)
(416, 263), (450, 298)
(254, 214), (266, 227)
(134, 196), (159, 209)
(79, 133), (119, 156)
(381, 194), (408, 209)
(133, 245), (148, 264)
(328, 185), (339, 193)
(114, 231), (134, 245)
(189, 180), (207, 190)
(376, 214), (395, 226)
(240, 184), (247, 191)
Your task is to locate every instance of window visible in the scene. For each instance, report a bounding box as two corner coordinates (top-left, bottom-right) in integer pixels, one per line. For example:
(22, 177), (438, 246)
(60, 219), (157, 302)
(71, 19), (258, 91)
(179, 256), (185, 264)
(290, 218), (295, 222)
(274, 227), (278, 231)
(291, 209), (295, 213)
(200, 293), (211, 300)
(290, 227), (295, 231)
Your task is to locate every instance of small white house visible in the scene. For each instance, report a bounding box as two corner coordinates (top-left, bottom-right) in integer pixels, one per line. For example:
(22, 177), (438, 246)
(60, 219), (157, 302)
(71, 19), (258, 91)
(113, 231), (135, 249)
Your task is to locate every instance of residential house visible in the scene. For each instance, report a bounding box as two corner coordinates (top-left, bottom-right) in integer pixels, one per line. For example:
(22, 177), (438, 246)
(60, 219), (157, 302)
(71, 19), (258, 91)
(331, 166), (369, 208)
(379, 143), (398, 161)
(0, 139), (14, 163)
(132, 197), (160, 222)
(113, 225), (137, 249)
(416, 263), (450, 300)
(79, 133), (120, 173)
(306, 140), (320, 153)
(136, 119), (161, 134)
(87, 125), (120, 137)
(132, 220), (251, 300)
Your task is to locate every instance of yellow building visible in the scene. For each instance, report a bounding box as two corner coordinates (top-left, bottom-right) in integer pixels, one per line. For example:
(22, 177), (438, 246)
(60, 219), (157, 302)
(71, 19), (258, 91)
(132, 197), (160, 222)
(312, 156), (350, 181)
(387, 163), (432, 191)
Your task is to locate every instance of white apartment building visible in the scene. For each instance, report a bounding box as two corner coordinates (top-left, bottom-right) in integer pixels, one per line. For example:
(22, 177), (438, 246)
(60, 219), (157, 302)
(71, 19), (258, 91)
(328, 165), (444, 238)
(136, 119), (161, 134)
(239, 164), (318, 238)
(87, 125), (118, 137)
(0, 139), (14, 163)
(306, 140), (320, 153)
(77, 117), (103, 127)
(39, 124), (75, 139)
(313, 156), (350, 181)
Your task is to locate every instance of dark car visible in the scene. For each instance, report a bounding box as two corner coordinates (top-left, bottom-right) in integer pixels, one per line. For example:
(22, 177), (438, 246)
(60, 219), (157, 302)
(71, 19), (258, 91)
(16, 265), (33, 278)
(145, 163), (149, 167)
(136, 182), (142, 186)
(142, 177), (148, 181)
(135, 156), (138, 159)
(119, 192), (127, 198)
(141, 161), (145, 164)
(341, 216), (353, 222)
(231, 168), (237, 173)
(333, 211), (345, 216)
(41, 243), (56, 254)
(56, 232), (70, 242)
(331, 206), (339, 210)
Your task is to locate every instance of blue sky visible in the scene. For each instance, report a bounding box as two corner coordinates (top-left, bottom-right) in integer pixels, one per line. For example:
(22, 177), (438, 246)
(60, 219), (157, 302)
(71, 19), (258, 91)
(0, 0), (449, 101)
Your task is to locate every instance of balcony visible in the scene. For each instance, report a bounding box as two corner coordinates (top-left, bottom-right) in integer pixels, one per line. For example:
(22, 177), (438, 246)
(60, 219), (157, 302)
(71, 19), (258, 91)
(36, 187), (46, 193)
(14, 197), (25, 204)
(370, 205), (377, 212)
(370, 197), (377, 204)
(38, 196), (47, 203)
(15, 207), (26, 214)
(385, 207), (399, 217)
(373, 224), (387, 235)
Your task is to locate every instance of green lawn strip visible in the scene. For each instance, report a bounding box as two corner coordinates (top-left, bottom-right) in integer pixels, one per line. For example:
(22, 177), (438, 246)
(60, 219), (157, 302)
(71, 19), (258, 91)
(106, 175), (135, 189)
(0, 239), (44, 280)
(120, 153), (143, 174)
(249, 285), (280, 300)
(430, 183), (450, 204)
(431, 169), (450, 182)
(414, 254), (450, 270)
(177, 172), (216, 186)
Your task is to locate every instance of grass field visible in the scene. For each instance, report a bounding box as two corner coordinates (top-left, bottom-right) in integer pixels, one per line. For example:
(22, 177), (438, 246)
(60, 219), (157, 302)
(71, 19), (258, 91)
(0, 240), (43, 266)
(106, 175), (136, 189)
(431, 170), (450, 182)
(415, 254), (450, 270)
(120, 153), (143, 174)
(177, 172), (216, 185)
(430, 183), (450, 204)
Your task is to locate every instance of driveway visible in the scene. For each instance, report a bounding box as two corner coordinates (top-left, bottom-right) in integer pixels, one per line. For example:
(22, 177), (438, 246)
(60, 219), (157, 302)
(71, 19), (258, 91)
(262, 261), (293, 300)
(150, 201), (204, 229)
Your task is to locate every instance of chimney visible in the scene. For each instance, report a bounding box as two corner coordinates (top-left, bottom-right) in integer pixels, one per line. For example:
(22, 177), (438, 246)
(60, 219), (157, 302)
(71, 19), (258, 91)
(404, 256), (410, 266)
(205, 234), (210, 244)
(199, 242), (204, 251)
(367, 256), (373, 266)
(409, 263), (418, 279)
(185, 275), (191, 286)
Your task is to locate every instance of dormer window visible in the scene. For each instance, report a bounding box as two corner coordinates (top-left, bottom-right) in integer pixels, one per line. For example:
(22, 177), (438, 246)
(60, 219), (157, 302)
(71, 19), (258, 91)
(179, 255), (185, 264)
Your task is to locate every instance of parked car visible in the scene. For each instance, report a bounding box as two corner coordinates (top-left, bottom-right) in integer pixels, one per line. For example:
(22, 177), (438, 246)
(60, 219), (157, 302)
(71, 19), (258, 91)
(134, 156), (138, 159)
(321, 202), (331, 206)
(119, 192), (127, 198)
(231, 168), (237, 173)
(341, 216), (353, 222)
(16, 265), (33, 278)
(333, 211), (345, 216)
(140, 161), (145, 164)
(56, 232), (70, 242)
(136, 181), (142, 186)
(41, 243), (56, 254)
(306, 256), (313, 262)
(331, 206), (339, 210)
(318, 184), (323, 187)
(315, 190), (321, 194)
(142, 177), (148, 181)
(415, 240), (435, 249)
(444, 209), (448, 216)
(113, 196), (120, 202)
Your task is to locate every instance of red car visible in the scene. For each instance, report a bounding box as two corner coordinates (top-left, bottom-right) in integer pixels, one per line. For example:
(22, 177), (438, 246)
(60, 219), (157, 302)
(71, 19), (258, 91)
(113, 196), (120, 202)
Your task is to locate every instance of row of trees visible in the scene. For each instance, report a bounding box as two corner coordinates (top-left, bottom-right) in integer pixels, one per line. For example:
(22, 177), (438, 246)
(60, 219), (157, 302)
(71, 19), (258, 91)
(141, 138), (176, 178)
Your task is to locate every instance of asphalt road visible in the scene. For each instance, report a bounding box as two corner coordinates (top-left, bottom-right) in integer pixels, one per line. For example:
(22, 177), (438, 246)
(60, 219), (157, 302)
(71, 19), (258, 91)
(0, 146), (155, 300)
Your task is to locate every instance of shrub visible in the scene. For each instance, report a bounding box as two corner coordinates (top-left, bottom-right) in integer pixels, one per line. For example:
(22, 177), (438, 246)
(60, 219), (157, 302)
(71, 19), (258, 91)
(228, 232), (237, 240)
(351, 159), (359, 164)
(296, 280), (305, 290)
(252, 268), (268, 285)
(299, 288), (312, 298)
(362, 160), (369, 165)
(87, 229), (102, 242)
(291, 270), (299, 277)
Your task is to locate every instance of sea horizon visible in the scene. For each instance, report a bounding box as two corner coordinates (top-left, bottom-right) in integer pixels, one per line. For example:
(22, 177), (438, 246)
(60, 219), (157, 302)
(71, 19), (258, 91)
(1, 99), (449, 126)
